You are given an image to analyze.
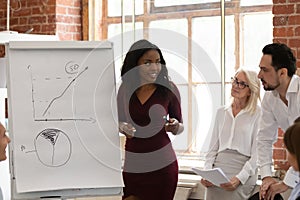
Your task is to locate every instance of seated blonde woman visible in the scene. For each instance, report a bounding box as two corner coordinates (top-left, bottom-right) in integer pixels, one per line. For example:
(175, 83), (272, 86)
(201, 68), (261, 200)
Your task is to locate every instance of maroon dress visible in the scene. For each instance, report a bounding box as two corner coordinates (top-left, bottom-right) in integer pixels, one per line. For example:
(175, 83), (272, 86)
(117, 82), (182, 200)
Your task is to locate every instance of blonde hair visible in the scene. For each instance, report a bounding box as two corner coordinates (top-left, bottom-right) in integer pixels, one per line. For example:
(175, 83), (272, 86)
(232, 68), (261, 114)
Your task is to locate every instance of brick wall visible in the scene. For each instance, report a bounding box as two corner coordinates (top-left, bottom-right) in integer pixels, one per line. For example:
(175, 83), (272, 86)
(0, 0), (82, 56)
(273, 129), (290, 171)
(273, 0), (300, 170)
(0, 0), (82, 48)
(56, 0), (82, 40)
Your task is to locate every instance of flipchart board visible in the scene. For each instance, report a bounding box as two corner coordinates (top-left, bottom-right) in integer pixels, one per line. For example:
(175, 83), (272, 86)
(6, 41), (123, 199)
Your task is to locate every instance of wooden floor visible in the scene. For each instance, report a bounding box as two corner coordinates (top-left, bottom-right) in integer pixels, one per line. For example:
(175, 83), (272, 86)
(73, 183), (293, 200)
(74, 173), (204, 200)
(74, 187), (192, 200)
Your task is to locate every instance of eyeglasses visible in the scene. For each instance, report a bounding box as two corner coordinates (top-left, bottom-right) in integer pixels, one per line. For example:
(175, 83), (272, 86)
(231, 77), (249, 89)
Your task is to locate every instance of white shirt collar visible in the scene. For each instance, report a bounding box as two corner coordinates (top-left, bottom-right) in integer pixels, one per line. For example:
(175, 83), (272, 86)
(287, 75), (300, 94)
(224, 104), (247, 117)
(271, 74), (300, 97)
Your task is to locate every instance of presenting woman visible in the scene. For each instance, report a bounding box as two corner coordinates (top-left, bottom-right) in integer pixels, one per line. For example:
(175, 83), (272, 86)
(117, 39), (184, 200)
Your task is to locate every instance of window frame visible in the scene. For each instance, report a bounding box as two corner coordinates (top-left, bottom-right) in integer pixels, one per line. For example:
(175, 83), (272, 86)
(84, 0), (272, 156)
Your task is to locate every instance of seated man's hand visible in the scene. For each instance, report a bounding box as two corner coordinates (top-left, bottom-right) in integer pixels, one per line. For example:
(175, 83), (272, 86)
(265, 181), (288, 200)
(260, 177), (277, 200)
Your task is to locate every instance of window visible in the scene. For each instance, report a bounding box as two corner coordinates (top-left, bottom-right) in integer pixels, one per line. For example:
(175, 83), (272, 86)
(88, 0), (272, 159)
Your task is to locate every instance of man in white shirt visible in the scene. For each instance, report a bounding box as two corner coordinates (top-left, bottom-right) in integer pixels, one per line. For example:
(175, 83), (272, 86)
(257, 43), (300, 200)
(0, 123), (10, 200)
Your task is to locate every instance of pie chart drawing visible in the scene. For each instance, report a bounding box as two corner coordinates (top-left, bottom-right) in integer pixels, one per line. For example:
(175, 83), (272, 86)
(34, 128), (72, 167)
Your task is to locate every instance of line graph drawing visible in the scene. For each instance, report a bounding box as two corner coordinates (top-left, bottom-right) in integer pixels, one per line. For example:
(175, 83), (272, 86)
(28, 62), (93, 121)
(42, 66), (88, 116)
(21, 128), (72, 167)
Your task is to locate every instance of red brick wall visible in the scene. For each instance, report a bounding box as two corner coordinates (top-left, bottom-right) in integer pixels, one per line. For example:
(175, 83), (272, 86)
(273, 0), (300, 170)
(273, 0), (300, 68)
(56, 0), (82, 40)
(273, 129), (290, 170)
(0, 0), (82, 40)
(0, 0), (82, 56)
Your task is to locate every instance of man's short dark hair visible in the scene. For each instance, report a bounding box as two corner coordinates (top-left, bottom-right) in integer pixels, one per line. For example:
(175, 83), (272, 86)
(262, 43), (296, 77)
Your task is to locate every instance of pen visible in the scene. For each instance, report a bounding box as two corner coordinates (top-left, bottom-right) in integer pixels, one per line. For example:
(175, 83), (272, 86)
(163, 115), (170, 124)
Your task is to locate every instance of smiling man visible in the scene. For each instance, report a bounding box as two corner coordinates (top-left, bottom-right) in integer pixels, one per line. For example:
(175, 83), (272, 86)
(257, 43), (300, 200)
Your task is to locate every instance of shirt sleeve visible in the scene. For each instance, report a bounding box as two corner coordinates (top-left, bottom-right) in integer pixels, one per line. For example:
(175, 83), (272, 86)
(257, 93), (279, 179)
(204, 108), (222, 170)
(237, 111), (260, 184)
(283, 167), (300, 188)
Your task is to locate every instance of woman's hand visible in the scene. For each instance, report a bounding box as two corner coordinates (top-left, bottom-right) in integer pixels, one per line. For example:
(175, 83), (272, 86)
(164, 118), (184, 135)
(119, 122), (136, 139)
(200, 178), (214, 187)
(220, 176), (240, 191)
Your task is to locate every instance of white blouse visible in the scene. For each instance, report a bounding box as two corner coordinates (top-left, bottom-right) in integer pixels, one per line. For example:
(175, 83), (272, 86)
(204, 105), (261, 184)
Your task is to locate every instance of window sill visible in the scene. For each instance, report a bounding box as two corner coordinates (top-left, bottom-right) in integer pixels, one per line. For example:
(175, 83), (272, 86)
(176, 152), (204, 174)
